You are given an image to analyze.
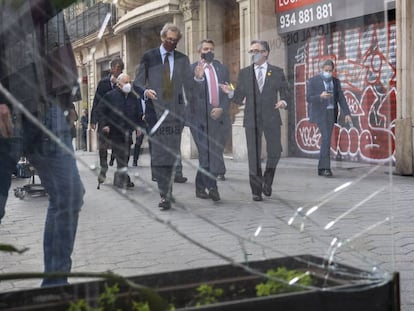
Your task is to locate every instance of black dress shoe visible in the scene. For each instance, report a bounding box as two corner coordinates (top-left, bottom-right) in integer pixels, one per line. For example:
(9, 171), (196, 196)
(196, 189), (209, 199)
(109, 158), (114, 167)
(263, 184), (272, 197)
(318, 169), (333, 177)
(252, 194), (263, 201)
(132, 161), (137, 167)
(174, 176), (188, 183)
(98, 170), (106, 183)
(158, 198), (171, 211)
(216, 174), (225, 181)
(208, 188), (220, 202)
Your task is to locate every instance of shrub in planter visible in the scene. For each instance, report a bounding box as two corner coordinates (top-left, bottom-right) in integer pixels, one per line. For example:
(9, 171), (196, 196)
(0, 255), (400, 311)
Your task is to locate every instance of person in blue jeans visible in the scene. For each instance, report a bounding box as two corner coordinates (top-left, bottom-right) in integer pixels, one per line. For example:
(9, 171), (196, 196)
(0, 0), (84, 287)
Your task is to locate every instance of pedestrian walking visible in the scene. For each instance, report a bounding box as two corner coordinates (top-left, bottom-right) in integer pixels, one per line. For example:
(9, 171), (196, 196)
(191, 39), (232, 201)
(306, 59), (352, 177)
(90, 57), (124, 183)
(232, 40), (289, 201)
(133, 23), (195, 210)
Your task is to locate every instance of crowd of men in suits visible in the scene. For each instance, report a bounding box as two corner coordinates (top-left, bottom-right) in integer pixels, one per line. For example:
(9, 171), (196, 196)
(90, 22), (291, 210)
(91, 22), (351, 211)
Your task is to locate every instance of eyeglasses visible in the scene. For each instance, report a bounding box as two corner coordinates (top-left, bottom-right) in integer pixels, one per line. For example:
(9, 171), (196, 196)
(248, 49), (266, 54)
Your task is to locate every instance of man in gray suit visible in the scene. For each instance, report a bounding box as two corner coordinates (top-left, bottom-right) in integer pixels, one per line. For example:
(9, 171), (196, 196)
(134, 23), (194, 210)
(232, 40), (289, 201)
(191, 39), (232, 201)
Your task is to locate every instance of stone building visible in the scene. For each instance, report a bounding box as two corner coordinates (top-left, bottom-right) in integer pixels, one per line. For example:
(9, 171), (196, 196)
(67, 0), (414, 175)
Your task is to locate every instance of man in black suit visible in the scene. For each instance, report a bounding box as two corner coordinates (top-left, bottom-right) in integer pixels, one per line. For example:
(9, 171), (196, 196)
(133, 23), (194, 210)
(306, 59), (352, 177)
(191, 39), (232, 201)
(97, 73), (145, 188)
(232, 40), (289, 201)
(90, 57), (124, 184)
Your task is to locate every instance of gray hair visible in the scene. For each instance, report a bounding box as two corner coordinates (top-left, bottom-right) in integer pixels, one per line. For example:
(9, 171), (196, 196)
(197, 39), (215, 51)
(160, 23), (182, 40)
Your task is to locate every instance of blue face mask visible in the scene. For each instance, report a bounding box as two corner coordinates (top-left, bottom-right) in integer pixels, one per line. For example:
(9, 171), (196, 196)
(251, 53), (262, 64)
(321, 71), (332, 80)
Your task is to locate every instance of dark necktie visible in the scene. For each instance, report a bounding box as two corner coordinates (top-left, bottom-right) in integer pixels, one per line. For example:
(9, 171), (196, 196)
(163, 52), (173, 101)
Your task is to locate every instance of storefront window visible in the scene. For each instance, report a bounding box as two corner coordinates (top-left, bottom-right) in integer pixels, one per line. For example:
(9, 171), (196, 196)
(0, 1), (408, 310)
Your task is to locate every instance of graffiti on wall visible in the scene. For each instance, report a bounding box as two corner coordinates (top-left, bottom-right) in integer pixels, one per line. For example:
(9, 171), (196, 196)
(294, 21), (396, 163)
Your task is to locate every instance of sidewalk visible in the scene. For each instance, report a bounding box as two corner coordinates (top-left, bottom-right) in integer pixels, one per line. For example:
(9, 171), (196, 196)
(0, 150), (413, 310)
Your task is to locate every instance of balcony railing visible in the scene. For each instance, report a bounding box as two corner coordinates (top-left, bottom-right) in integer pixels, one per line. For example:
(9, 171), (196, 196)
(65, 2), (116, 42)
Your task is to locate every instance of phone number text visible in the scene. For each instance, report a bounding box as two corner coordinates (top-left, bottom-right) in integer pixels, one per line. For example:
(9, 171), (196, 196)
(279, 3), (333, 30)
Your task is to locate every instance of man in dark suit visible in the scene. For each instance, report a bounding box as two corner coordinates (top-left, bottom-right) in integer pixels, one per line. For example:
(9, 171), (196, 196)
(232, 40), (289, 202)
(97, 73), (145, 188)
(191, 39), (232, 201)
(306, 59), (352, 177)
(90, 57), (124, 184)
(133, 23), (194, 210)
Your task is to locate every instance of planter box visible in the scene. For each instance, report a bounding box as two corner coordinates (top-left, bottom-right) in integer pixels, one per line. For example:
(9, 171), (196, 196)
(0, 255), (400, 311)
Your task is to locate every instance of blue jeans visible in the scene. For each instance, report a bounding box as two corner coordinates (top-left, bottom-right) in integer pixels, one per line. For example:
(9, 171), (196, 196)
(1, 103), (85, 287)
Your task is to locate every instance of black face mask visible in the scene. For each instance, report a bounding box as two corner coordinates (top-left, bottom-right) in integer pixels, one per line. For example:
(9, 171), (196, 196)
(201, 51), (214, 63)
(163, 41), (177, 52)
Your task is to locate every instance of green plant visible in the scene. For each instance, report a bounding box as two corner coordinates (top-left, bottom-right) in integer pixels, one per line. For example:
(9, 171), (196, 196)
(193, 284), (223, 307)
(67, 283), (153, 311)
(255, 267), (312, 297)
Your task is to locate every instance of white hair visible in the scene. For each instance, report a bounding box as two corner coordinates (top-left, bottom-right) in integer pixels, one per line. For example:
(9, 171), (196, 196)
(116, 73), (129, 83)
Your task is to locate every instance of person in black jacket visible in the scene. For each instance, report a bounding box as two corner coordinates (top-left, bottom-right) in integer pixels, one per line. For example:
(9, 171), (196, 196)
(0, 0), (84, 287)
(90, 57), (124, 183)
(80, 109), (88, 151)
(306, 59), (352, 177)
(133, 23), (195, 210)
(98, 73), (145, 188)
(191, 39), (232, 201)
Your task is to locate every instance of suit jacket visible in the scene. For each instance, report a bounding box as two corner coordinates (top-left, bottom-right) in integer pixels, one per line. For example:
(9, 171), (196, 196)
(233, 63), (289, 129)
(90, 76), (113, 127)
(306, 74), (351, 124)
(133, 47), (194, 125)
(189, 60), (230, 127)
(98, 88), (144, 143)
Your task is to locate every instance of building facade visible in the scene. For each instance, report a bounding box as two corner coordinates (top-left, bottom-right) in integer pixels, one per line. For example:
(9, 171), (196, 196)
(67, 0), (414, 175)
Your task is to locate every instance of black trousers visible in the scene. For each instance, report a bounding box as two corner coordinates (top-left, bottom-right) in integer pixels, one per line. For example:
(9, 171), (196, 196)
(245, 125), (281, 196)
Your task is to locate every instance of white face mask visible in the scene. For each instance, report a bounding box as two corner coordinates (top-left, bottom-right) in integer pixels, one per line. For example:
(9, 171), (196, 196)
(322, 71), (332, 79)
(122, 83), (132, 94)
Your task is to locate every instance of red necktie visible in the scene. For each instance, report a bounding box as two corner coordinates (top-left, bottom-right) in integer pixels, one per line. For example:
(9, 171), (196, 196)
(206, 64), (218, 107)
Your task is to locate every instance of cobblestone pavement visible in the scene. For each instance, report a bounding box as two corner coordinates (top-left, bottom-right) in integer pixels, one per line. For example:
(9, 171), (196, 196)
(1, 151), (413, 310)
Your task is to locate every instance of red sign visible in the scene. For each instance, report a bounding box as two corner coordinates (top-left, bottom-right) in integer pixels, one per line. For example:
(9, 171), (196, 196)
(276, 0), (321, 13)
